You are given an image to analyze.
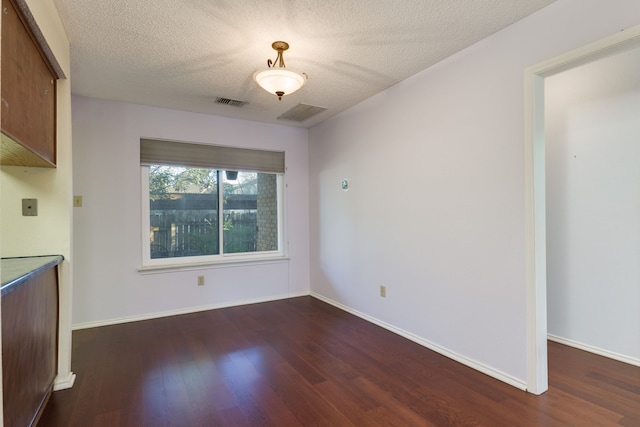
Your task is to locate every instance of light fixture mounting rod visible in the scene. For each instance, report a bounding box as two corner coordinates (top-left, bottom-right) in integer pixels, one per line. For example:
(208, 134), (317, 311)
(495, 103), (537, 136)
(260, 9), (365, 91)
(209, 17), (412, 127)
(268, 41), (289, 68)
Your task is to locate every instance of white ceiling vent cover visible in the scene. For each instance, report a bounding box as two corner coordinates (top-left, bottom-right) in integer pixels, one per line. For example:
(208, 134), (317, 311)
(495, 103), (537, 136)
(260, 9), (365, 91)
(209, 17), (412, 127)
(278, 104), (327, 122)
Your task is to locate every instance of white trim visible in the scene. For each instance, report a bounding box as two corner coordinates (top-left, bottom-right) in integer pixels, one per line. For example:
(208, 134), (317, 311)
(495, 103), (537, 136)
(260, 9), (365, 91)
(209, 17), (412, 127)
(138, 255), (289, 274)
(526, 27), (640, 78)
(72, 291), (310, 330)
(524, 69), (548, 395)
(53, 372), (76, 391)
(218, 170), (224, 252)
(524, 23), (640, 396)
(311, 293), (527, 391)
(141, 166), (151, 262)
(56, 260), (75, 392)
(278, 174), (286, 257)
(548, 334), (640, 368)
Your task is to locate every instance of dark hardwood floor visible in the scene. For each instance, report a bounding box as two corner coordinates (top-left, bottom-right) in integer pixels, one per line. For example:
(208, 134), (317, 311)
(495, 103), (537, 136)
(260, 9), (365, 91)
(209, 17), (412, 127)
(39, 296), (639, 426)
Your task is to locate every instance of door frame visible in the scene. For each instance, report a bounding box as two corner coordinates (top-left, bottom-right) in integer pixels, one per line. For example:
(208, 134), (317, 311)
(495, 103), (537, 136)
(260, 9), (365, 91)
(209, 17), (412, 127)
(524, 24), (640, 395)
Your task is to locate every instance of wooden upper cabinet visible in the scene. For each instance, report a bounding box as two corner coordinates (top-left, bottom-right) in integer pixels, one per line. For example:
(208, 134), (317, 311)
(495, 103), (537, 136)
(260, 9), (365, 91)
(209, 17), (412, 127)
(1, 0), (58, 167)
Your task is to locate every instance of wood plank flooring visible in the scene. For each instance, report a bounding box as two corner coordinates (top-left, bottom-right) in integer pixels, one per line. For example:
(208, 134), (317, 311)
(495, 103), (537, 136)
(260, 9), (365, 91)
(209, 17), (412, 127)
(39, 296), (640, 426)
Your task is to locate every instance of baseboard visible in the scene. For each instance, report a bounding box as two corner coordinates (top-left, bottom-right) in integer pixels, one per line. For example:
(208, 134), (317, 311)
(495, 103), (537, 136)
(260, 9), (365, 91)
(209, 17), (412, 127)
(310, 292), (527, 391)
(72, 291), (310, 330)
(548, 334), (640, 367)
(53, 372), (76, 391)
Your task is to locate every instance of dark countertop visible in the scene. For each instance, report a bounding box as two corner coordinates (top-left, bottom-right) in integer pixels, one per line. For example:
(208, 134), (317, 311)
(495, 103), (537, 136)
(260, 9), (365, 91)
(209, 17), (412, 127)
(1, 255), (64, 296)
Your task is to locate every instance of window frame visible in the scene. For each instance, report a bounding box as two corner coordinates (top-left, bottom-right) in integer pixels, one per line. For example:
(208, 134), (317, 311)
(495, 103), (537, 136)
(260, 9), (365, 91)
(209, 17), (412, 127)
(140, 165), (286, 271)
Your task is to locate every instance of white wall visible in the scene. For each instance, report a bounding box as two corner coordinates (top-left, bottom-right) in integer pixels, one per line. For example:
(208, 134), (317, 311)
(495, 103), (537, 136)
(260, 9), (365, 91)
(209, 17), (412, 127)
(545, 47), (640, 363)
(71, 96), (309, 327)
(0, 0), (75, 390)
(308, 0), (640, 388)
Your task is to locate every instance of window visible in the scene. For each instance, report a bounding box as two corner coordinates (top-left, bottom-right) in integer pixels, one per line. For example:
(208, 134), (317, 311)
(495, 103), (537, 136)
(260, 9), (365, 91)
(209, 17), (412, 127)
(140, 139), (284, 267)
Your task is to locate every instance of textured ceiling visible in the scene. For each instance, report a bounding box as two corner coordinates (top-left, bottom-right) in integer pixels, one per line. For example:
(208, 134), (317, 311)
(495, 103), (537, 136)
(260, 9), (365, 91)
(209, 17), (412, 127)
(52, 0), (557, 128)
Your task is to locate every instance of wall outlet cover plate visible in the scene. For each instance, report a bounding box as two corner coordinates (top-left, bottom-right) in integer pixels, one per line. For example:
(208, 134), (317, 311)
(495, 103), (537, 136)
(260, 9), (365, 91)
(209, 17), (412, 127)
(22, 198), (38, 216)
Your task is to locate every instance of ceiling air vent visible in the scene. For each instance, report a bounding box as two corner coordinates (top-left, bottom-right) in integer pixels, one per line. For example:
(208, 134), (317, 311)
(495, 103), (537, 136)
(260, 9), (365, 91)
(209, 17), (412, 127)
(214, 97), (247, 107)
(278, 103), (327, 122)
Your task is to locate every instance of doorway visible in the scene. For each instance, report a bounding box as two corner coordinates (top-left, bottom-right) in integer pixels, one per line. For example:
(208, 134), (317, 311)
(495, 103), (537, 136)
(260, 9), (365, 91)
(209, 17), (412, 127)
(524, 25), (640, 395)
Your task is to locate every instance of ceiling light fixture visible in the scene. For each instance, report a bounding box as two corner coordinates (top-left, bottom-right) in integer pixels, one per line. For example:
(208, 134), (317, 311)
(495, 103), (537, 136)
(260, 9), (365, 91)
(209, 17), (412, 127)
(253, 41), (307, 101)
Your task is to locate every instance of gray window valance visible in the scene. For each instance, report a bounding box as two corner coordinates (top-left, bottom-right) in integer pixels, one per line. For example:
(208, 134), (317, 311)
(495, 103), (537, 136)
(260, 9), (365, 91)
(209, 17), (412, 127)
(140, 138), (285, 174)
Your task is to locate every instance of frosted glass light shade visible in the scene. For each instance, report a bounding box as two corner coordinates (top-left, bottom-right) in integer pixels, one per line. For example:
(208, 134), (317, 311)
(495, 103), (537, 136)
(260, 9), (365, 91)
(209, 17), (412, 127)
(253, 68), (307, 98)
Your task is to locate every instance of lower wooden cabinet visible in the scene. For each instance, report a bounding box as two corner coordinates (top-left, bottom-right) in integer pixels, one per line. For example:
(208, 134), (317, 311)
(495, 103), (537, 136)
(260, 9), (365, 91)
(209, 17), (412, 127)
(2, 265), (59, 427)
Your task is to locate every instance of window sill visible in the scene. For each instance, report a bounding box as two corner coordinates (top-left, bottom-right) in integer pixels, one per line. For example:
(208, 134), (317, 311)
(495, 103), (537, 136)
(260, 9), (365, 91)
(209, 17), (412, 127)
(138, 255), (289, 275)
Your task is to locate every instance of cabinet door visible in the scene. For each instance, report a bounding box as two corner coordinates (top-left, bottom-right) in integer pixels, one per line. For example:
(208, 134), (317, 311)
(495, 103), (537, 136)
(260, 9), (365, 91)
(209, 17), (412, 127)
(2, 266), (59, 427)
(1, 0), (56, 166)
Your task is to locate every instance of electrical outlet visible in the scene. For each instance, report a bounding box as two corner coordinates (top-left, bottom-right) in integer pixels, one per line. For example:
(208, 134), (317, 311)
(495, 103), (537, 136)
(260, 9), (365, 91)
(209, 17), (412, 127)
(197, 275), (205, 286)
(380, 285), (386, 297)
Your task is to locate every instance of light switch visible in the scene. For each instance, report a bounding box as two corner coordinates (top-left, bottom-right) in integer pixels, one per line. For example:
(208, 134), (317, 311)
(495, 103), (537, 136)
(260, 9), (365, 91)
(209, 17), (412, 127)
(22, 199), (38, 216)
(73, 195), (83, 207)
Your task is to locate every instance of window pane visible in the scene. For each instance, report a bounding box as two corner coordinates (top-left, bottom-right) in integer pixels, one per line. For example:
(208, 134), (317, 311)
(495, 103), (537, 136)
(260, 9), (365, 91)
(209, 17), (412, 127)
(223, 171), (278, 254)
(149, 165), (218, 258)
